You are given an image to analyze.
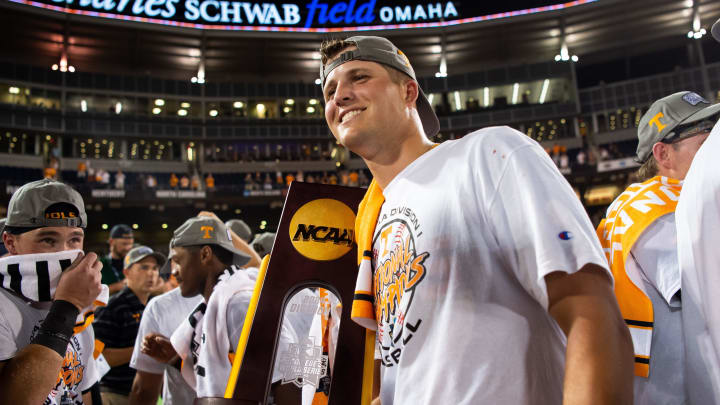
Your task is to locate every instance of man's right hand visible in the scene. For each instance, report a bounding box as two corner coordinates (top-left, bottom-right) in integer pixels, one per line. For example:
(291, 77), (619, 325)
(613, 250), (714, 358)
(54, 252), (103, 311)
(141, 333), (177, 364)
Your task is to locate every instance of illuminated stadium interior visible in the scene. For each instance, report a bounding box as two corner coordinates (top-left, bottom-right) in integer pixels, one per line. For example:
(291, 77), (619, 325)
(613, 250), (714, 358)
(0, 0), (719, 253)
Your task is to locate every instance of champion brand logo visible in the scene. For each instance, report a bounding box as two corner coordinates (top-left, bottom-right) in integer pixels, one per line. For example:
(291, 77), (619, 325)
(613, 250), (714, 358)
(558, 231), (573, 240)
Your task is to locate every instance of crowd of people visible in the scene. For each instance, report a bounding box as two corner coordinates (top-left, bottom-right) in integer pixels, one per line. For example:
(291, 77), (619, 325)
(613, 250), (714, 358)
(2, 28), (720, 405)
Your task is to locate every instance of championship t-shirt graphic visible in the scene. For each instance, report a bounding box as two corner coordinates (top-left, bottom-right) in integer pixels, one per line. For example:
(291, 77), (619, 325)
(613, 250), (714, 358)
(372, 207), (429, 367)
(30, 323), (88, 405)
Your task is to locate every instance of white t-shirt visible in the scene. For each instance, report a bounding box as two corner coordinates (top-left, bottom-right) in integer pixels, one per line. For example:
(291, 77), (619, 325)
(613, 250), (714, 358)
(171, 268), (298, 398)
(0, 288), (99, 404)
(677, 119), (720, 404)
(629, 215), (684, 405)
(130, 288), (202, 405)
(371, 127), (610, 405)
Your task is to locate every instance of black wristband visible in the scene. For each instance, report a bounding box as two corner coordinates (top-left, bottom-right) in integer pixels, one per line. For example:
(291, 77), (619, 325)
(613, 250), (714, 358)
(30, 300), (80, 357)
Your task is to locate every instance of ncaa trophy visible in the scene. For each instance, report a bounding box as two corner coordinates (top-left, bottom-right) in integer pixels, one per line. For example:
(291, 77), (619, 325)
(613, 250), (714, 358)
(196, 182), (375, 405)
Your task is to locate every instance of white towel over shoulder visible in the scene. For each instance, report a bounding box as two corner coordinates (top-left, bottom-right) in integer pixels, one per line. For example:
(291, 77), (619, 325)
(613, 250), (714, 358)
(171, 267), (256, 397)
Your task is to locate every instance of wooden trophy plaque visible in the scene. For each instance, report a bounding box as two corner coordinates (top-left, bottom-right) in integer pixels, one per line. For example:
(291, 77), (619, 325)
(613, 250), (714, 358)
(196, 182), (375, 405)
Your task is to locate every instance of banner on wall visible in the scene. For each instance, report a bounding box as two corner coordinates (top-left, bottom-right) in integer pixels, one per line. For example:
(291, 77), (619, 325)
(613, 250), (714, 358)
(7, 0), (596, 31)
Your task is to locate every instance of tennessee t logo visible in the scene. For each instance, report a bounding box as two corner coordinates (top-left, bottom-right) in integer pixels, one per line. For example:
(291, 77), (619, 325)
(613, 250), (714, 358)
(201, 226), (214, 239)
(648, 112), (667, 133)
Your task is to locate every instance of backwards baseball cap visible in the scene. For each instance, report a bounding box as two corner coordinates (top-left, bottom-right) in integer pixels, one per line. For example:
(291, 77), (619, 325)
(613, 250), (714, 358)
(225, 219), (252, 243)
(168, 216), (251, 268)
(636, 91), (720, 162)
(110, 224), (133, 239)
(319, 36), (440, 138)
(124, 245), (166, 270)
(6, 179), (86, 229)
(712, 18), (720, 42)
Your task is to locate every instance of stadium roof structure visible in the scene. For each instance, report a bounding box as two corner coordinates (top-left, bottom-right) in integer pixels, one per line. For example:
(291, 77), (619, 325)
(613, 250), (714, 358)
(1, 0), (719, 83)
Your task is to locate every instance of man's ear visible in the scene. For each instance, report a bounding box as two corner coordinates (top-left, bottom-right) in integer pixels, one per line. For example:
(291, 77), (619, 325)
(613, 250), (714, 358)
(123, 266), (130, 277)
(3, 232), (18, 255)
(652, 142), (671, 170)
(199, 245), (213, 264)
(403, 79), (419, 107)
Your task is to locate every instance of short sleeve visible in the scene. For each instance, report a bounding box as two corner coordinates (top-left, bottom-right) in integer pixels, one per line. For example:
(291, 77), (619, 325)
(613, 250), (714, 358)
(486, 143), (611, 309)
(79, 327), (100, 391)
(0, 311), (18, 361)
(630, 214), (680, 306)
(130, 302), (165, 374)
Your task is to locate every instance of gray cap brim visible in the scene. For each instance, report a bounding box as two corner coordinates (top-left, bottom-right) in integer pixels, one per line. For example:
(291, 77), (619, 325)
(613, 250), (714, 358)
(713, 18), (720, 42)
(125, 252), (167, 270)
(678, 102), (720, 127)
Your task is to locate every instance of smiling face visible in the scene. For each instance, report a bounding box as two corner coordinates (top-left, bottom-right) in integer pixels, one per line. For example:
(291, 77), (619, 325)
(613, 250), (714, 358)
(3, 226), (84, 255)
(323, 57), (415, 157)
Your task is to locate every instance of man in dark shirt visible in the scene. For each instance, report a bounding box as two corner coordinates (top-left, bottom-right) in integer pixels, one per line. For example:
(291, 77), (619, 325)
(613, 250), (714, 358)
(94, 245), (165, 405)
(100, 224), (134, 295)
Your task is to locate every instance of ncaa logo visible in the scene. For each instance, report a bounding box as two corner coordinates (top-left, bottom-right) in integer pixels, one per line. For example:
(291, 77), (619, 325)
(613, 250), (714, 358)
(558, 231), (573, 240)
(288, 198), (356, 261)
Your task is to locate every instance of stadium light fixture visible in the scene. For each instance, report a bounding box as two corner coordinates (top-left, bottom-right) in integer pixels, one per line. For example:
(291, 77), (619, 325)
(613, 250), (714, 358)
(554, 42), (578, 63)
(256, 104), (266, 118)
(435, 57), (448, 78)
(181, 102), (191, 108)
(178, 109), (188, 116)
(512, 83), (519, 105)
(483, 87), (490, 107)
(8, 87), (19, 94)
(132, 224), (139, 230)
(307, 106), (316, 114)
(315, 78), (322, 85)
(81, 99), (88, 112)
(115, 102), (122, 115)
(101, 224), (108, 230)
(209, 109), (218, 117)
(233, 101), (244, 108)
(155, 99), (165, 106)
(152, 107), (161, 115)
(687, 3), (707, 39)
(436, 31), (449, 78)
(309, 99), (318, 105)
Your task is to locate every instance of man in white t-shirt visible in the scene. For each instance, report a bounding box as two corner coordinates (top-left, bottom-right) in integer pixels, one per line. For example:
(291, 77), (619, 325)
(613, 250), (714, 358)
(676, 19), (720, 403)
(129, 285), (202, 405)
(140, 216), (300, 402)
(0, 179), (104, 404)
(597, 91), (717, 405)
(319, 36), (633, 404)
